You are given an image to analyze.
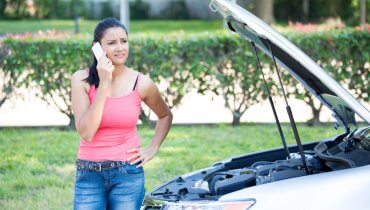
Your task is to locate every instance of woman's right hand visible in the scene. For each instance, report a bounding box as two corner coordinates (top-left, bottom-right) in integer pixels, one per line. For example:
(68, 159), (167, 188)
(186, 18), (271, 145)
(96, 53), (114, 88)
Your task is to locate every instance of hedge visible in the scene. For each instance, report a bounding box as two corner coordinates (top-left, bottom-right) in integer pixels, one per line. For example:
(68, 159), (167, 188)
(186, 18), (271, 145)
(1, 29), (369, 127)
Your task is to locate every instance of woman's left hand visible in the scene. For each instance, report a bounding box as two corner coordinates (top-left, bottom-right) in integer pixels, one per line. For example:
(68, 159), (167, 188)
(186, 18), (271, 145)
(127, 146), (158, 167)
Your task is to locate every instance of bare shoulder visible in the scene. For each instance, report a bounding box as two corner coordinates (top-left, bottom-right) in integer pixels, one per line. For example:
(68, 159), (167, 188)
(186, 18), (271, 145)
(72, 69), (88, 80)
(128, 68), (154, 89)
(137, 73), (156, 100)
(72, 69), (90, 93)
(139, 73), (154, 87)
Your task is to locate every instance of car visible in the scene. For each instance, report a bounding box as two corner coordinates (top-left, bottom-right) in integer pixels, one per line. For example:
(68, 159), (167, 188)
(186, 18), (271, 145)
(142, 0), (370, 209)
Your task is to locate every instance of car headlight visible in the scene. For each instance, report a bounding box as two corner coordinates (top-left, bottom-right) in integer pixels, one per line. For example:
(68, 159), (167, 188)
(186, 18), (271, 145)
(161, 199), (256, 210)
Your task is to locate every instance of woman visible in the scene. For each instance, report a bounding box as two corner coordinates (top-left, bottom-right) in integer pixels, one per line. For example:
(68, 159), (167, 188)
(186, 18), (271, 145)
(71, 17), (173, 210)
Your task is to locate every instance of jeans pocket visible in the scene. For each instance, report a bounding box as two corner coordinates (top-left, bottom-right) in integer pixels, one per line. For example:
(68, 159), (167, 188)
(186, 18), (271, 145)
(75, 169), (88, 181)
(121, 164), (144, 175)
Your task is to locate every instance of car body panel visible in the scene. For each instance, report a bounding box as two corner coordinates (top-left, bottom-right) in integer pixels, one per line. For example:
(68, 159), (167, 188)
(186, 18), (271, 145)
(219, 165), (370, 210)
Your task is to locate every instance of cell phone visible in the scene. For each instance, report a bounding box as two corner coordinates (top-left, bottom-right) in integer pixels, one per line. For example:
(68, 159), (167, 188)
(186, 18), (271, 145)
(92, 42), (104, 60)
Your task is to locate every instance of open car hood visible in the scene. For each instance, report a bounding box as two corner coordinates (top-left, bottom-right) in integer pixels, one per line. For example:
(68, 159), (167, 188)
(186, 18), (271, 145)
(211, 0), (370, 127)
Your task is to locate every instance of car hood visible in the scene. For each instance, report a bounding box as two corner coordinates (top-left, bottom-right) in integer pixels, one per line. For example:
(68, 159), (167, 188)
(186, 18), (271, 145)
(211, 0), (370, 126)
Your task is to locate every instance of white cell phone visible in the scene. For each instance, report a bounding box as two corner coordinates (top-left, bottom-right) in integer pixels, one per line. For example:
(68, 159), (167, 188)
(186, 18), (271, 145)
(92, 42), (104, 60)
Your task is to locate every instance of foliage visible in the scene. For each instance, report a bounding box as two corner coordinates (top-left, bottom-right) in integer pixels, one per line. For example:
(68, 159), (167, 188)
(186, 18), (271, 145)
(0, 19), (224, 35)
(190, 33), (273, 125)
(100, 1), (119, 20)
(288, 29), (370, 102)
(2, 35), (91, 128)
(1, 29), (369, 127)
(2, 0), (55, 19)
(274, 0), (369, 26)
(0, 40), (29, 107)
(130, 0), (150, 20)
(0, 0), (368, 24)
(159, 0), (190, 20)
(282, 28), (370, 124)
(0, 0), (7, 18)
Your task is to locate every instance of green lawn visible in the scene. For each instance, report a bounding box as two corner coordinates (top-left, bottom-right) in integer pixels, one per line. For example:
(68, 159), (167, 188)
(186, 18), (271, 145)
(0, 19), (225, 35)
(0, 124), (344, 209)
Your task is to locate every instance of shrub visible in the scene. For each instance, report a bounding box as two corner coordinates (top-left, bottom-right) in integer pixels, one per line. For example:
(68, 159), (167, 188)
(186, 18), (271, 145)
(1, 29), (369, 126)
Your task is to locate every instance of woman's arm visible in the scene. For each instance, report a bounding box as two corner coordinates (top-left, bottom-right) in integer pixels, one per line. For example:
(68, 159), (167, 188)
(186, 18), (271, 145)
(71, 56), (114, 142)
(71, 70), (109, 142)
(127, 75), (173, 167)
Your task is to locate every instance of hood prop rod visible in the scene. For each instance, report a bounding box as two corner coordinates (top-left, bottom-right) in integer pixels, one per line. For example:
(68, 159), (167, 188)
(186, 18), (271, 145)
(265, 39), (310, 175)
(250, 42), (290, 159)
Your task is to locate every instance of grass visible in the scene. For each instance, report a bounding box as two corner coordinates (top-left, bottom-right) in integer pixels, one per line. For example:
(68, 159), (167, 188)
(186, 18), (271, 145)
(0, 123), (345, 209)
(0, 18), (350, 37)
(0, 19), (225, 35)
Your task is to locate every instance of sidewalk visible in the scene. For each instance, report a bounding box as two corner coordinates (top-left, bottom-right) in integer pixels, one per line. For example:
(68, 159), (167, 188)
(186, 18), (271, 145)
(0, 88), (345, 127)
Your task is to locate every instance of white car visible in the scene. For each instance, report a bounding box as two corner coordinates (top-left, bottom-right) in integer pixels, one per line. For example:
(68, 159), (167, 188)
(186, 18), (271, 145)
(142, 0), (370, 209)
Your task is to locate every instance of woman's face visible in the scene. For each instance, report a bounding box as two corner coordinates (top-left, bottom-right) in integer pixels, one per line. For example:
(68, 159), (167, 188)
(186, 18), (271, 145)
(100, 27), (129, 66)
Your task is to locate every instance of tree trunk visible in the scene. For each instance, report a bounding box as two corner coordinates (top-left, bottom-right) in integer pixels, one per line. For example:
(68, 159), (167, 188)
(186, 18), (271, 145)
(327, 0), (337, 17)
(302, 0), (309, 22)
(139, 108), (156, 127)
(0, 77), (13, 108)
(0, 96), (7, 107)
(52, 0), (58, 19)
(0, 0), (7, 18)
(255, 0), (275, 25)
(307, 105), (322, 126)
(68, 115), (76, 130)
(232, 112), (242, 126)
(360, 0), (366, 26)
(310, 108), (320, 126)
(73, 0), (79, 34)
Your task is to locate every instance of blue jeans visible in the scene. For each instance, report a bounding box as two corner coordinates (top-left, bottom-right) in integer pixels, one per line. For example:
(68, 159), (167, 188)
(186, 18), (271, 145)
(74, 160), (145, 210)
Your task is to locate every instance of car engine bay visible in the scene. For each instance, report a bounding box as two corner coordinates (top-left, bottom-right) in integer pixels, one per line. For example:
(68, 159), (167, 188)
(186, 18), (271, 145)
(144, 2), (370, 209)
(149, 126), (370, 201)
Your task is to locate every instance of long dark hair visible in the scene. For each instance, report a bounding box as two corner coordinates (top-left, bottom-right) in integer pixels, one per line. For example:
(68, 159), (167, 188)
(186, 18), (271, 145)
(84, 17), (128, 88)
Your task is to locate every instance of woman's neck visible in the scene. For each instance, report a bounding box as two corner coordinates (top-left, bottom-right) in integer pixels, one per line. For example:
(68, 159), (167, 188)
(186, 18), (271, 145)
(112, 64), (127, 78)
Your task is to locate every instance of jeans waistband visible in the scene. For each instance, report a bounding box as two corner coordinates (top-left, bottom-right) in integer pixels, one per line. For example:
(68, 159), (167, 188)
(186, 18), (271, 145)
(76, 159), (130, 171)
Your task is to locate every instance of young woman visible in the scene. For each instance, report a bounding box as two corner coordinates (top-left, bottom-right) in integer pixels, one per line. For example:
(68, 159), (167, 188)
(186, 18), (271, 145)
(71, 17), (173, 210)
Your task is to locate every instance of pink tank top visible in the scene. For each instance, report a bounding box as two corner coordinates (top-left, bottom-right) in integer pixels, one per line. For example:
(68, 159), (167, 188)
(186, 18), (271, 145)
(77, 70), (142, 162)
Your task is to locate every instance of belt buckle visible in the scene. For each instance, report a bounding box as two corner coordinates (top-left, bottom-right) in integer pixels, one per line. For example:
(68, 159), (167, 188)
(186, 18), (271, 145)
(95, 163), (102, 171)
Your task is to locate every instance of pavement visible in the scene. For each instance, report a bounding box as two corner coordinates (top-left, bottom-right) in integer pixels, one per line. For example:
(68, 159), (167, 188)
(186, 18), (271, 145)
(0, 88), (347, 127)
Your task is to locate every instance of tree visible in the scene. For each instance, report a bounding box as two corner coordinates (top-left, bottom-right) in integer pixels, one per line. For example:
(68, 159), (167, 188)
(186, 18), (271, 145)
(199, 40), (271, 125)
(214, 61), (269, 125)
(255, 0), (275, 25)
(302, 0), (309, 22)
(129, 0), (149, 20)
(0, 48), (15, 107)
(0, 0), (7, 18)
(128, 36), (194, 125)
(73, 0), (79, 34)
(0, 42), (30, 109)
(6, 0), (26, 18)
(360, 0), (366, 25)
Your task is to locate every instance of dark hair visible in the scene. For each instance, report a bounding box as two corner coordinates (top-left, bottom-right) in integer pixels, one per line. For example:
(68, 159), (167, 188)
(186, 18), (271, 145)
(84, 17), (128, 88)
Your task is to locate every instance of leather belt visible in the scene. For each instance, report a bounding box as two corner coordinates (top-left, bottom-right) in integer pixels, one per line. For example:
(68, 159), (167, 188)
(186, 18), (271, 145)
(76, 160), (129, 171)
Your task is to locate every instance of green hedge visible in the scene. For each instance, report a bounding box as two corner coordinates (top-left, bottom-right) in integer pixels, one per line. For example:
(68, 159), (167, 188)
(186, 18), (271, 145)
(1, 29), (369, 126)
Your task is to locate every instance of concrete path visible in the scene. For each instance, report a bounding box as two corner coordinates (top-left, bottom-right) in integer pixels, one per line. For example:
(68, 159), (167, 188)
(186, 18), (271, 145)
(1, 88), (355, 127)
